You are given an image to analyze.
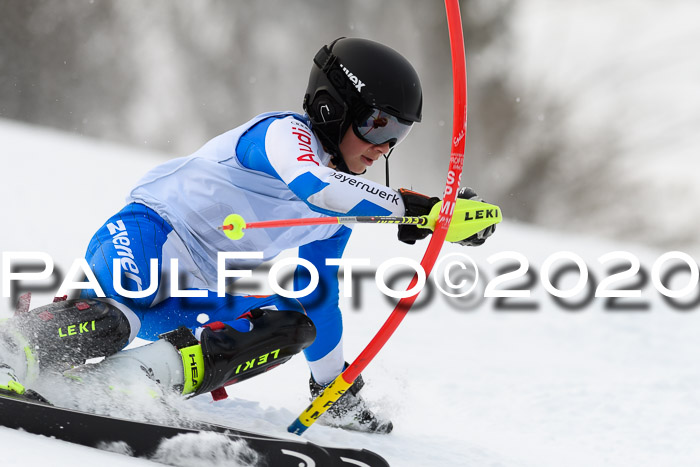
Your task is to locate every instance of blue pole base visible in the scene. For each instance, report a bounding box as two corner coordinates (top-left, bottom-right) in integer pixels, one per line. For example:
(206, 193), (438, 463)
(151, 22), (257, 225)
(287, 419), (309, 436)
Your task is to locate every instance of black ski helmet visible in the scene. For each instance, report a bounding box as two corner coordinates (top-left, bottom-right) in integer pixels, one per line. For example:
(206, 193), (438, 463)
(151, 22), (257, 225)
(303, 37), (423, 174)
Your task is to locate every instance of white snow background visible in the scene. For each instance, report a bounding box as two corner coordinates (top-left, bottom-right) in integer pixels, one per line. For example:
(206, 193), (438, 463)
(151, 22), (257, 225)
(2, 114), (700, 467)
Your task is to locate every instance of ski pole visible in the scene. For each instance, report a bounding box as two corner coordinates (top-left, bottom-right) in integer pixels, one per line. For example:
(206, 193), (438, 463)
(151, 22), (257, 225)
(218, 213), (428, 240)
(219, 199), (501, 243)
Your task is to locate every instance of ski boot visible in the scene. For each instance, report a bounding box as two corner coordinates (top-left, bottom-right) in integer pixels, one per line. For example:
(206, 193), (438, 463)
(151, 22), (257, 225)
(176, 308), (316, 398)
(98, 308), (317, 399)
(0, 296), (135, 402)
(0, 363), (24, 396)
(0, 320), (46, 402)
(309, 369), (393, 434)
(0, 363), (49, 403)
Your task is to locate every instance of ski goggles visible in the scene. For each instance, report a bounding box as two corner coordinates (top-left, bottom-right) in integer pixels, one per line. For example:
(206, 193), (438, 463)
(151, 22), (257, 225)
(352, 108), (413, 147)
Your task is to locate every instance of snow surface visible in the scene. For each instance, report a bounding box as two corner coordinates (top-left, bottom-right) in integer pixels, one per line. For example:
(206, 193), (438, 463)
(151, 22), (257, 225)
(2, 119), (700, 466)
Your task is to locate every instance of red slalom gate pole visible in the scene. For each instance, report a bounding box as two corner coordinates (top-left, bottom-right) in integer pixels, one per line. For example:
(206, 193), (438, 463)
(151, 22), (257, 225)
(288, 0), (468, 435)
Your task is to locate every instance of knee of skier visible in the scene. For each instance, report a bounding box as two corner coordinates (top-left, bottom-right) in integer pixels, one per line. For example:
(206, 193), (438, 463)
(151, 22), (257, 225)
(82, 246), (161, 310)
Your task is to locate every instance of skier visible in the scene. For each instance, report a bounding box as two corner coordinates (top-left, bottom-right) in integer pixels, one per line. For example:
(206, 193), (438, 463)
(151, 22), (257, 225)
(1, 37), (494, 433)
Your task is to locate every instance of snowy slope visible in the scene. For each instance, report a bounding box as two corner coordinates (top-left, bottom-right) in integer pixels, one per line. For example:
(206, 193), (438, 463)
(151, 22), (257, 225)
(2, 119), (700, 466)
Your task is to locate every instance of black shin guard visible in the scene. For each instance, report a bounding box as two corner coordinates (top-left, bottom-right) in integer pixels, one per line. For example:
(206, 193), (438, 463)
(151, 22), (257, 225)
(194, 309), (316, 396)
(15, 298), (132, 370)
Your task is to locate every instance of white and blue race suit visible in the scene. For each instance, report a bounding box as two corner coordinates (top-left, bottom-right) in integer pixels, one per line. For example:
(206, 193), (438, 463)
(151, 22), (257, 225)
(82, 111), (406, 384)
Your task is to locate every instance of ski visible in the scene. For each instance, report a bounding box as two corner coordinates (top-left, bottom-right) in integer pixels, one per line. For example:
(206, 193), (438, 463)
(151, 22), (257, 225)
(0, 393), (389, 467)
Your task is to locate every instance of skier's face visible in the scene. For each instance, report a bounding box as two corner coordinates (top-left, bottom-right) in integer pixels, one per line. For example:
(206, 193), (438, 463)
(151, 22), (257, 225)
(337, 126), (391, 174)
